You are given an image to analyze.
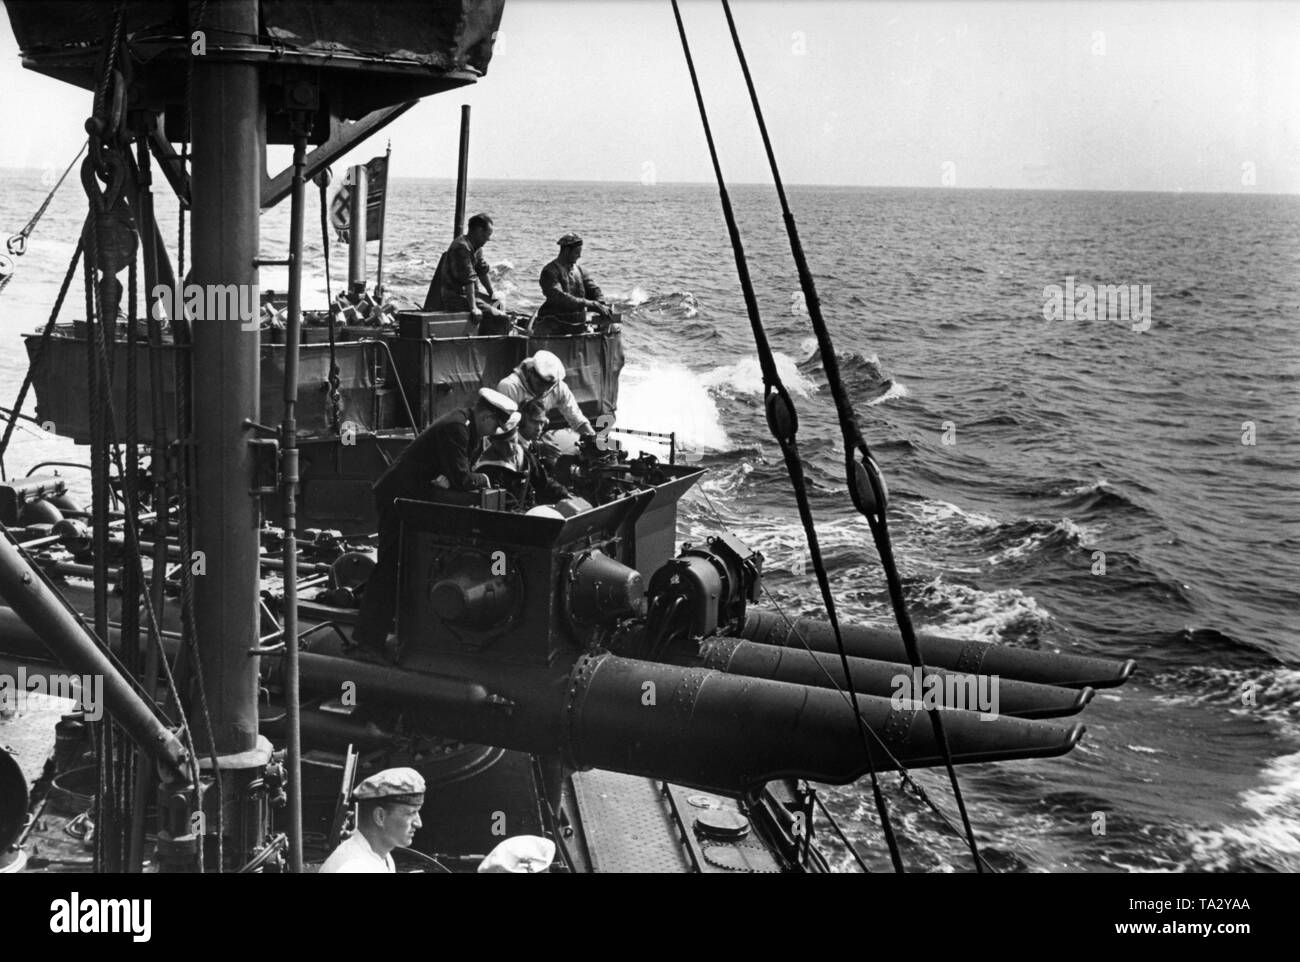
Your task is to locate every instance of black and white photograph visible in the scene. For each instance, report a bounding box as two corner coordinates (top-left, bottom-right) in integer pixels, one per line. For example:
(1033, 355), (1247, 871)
(0, 0), (1294, 927)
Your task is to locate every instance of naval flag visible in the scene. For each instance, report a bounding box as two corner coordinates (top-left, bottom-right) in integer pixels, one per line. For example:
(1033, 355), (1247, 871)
(329, 154), (389, 244)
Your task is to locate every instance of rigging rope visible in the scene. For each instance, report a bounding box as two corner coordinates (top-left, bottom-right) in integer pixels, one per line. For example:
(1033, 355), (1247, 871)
(669, 0), (905, 872)
(0, 238), (84, 481)
(86, 2), (130, 872)
(696, 485), (998, 872)
(719, 0), (983, 872)
(320, 177), (341, 433)
(0, 142), (88, 299)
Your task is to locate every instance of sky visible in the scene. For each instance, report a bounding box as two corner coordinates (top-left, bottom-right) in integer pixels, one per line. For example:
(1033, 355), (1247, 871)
(1, 0), (1298, 192)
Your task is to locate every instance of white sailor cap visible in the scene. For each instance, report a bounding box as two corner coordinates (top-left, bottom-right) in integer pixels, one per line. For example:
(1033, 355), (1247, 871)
(351, 767), (426, 802)
(490, 411), (522, 437)
(476, 835), (556, 873)
(478, 387), (519, 418)
(529, 351), (565, 384)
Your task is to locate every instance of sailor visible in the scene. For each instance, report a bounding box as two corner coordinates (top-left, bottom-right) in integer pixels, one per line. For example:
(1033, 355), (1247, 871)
(352, 388), (519, 657)
(477, 835), (556, 873)
(423, 212), (511, 334)
(534, 232), (611, 334)
(517, 398), (571, 506)
(474, 414), (529, 505)
(318, 767), (426, 874)
(497, 350), (597, 450)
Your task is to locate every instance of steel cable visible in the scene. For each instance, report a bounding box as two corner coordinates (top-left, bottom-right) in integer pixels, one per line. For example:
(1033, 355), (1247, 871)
(670, 0), (905, 872)
(719, 0), (983, 872)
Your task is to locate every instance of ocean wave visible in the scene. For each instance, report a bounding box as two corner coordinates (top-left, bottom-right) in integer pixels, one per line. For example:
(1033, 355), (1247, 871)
(1035, 478), (1151, 518)
(625, 289), (698, 319)
(1143, 664), (1300, 870)
(909, 576), (1053, 644)
(1185, 747), (1300, 871)
(796, 345), (902, 404)
(618, 361), (731, 453)
(904, 498), (1002, 534)
(964, 413), (1022, 427)
(1149, 666), (1300, 727)
(865, 380), (910, 406)
(987, 517), (1101, 565)
(701, 352), (817, 399)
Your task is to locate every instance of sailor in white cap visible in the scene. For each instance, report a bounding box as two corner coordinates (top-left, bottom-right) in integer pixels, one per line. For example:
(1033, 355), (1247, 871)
(319, 767), (426, 873)
(474, 412), (529, 505)
(477, 835), (556, 873)
(497, 349), (596, 441)
(352, 388), (519, 657)
(535, 232), (612, 334)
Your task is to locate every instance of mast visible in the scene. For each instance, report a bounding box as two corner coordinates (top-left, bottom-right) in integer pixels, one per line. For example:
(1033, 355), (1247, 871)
(347, 165), (368, 294)
(454, 105), (471, 238)
(188, 0), (269, 864)
(375, 140), (391, 297)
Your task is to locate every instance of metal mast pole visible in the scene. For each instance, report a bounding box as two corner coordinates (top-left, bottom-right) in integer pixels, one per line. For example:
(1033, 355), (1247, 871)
(189, 0), (268, 867)
(347, 165), (368, 294)
(375, 140), (390, 297)
(454, 105), (471, 238)
(280, 106), (311, 873)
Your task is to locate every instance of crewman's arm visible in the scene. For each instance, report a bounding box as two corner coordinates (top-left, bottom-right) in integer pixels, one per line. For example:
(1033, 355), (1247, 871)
(444, 419), (488, 490)
(447, 243), (481, 316)
(539, 263), (589, 313)
(554, 382), (595, 436)
(579, 266), (611, 318)
(473, 247), (495, 301)
(529, 452), (570, 504)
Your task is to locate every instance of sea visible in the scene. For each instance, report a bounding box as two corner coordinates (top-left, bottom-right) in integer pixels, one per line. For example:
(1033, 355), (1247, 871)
(1, 169), (1297, 873)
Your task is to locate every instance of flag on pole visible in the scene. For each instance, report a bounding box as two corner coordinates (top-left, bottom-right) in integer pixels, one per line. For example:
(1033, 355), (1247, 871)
(328, 155), (389, 244)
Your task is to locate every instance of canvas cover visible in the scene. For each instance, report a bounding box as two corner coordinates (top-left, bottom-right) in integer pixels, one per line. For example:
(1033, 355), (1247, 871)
(22, 331), (395, 444)
(527, 330), (625, 423)
(261, 341), (391, 435)
(7, 1), (505, 76)
(418, 337), (525, 424)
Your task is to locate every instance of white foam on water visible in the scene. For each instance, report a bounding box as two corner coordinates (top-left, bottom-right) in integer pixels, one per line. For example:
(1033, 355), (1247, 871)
(1187, 748), (1300, 870)
(1148, 666), (1300, 870)
(908, 499), (1002, 533)
(988, 518), (1101, 564)
(1059, 478), (1109, 496)
(865, 380), (909, 406)
(914, 576), (1053, 642)
(701, 352), (816, 399)
(616, 362), (731, 455)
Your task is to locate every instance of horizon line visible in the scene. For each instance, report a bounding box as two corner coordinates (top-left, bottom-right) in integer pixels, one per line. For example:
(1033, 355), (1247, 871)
(1, 166), (1295, 198)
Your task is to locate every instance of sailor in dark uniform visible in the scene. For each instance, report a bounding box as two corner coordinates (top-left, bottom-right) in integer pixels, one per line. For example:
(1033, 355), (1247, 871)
(352, 388), (518, 657)
(423, 212), (511, 333)
(474, 400), (570, 510)
(534, 232), (612, 335)
(517, 399), (571, 506)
